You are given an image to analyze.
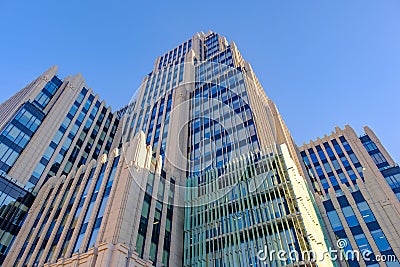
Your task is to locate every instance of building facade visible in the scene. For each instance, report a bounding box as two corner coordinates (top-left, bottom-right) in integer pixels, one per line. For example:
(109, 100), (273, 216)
(0, 66), (119, 264)
(3, 133), (165, 267)
(4, 31), (399, 267)
(181, 32), (334, 267)
(299, 125), (400, 267)
(119, 31), (334, 266)
(3, 31), (336, 267)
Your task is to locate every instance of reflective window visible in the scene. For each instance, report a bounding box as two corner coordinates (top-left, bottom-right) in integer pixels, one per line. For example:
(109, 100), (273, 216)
(327, 210), (343, 231)
(353, 233), (372, 253)
(370, 229), (391, 252)
(356, 201), (376, 223)
(363, 140), (378, 152)
(342, 206), (359, 227)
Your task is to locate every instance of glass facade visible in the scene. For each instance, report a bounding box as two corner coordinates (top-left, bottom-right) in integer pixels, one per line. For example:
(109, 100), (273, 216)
(300, 136), (363, 195)
(185, 149), (312, 266)
(0, 102), (45, 174)
(27, 88), (119, 191)
(360, 135), (390, 171)
(360, 135), (400, 200)
(0, 76), (63, 265)
(120, 38), (193, 267)
(119, 32), (315, 267)
(381, 166), (400, 201)
(135, 169), (176, 267)
(0, 173), (34, 264)
(322, 191), (397, 266)
(189, 47), (258, 175)
(182, 33), (329, 267)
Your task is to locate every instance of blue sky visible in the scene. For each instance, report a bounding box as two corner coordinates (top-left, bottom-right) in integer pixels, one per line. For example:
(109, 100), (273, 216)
(0, 1), (399, 161)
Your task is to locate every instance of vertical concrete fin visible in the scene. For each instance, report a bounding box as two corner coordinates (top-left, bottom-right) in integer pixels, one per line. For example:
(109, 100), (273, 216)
(145, 145), (152, 170)
(132, 131), (147, 169)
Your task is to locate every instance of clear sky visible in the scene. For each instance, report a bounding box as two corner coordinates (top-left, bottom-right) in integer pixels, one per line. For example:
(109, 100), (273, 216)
(0, 1), (399, 161)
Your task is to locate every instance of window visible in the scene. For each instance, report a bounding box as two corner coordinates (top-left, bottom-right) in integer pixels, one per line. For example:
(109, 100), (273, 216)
(327, 210), (343, 231)
(331, 159), (341, 170)
(370, 229), (391, 252)
(333, 171), (343, 181)
(302, 156), (311, 167)
(342, 206), (359, 227)
(43, 147), (55, 161)
(325, 145), (335, 158)
(354, 233), (372, 253)
(370, 153), (387, 165)
(310, 152), (318, 164)
(17, 110), (40, 131)
(323, 162), (332, 173)
(4, 150), (18, 166)
(332, 139), (343, 155)
(52, 131), (63, 144)
(385, 173), (400, 189)
(347, 169), (357, 180)
(317, 148), (326, 161)
(32, 163), (46, 180)
(341, 141), (352, 152)
(329, 175), (339, 186)
(348, 153), (359, 164)
(0, 144), (9, 158)
(338, 156), (349, 167)
(320, 178), (329, 189)
(0, 143), (19, 170)
(356, 201), (376, 223)
(363, 140), (378, 152)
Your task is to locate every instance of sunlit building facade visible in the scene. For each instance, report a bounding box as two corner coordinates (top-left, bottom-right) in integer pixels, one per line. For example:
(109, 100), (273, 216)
(3, 134), (166, 267)
(299, 125), (400, 267)
(5, 31), (396, 267)
(3, 31), (336, 267)
(114, 31), (335, 267)
(0, 66), (119, 264)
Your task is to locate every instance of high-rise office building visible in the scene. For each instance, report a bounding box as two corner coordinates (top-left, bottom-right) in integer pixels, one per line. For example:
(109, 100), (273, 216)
(299, 125), (400, 267)
(118, 31), (334, 266)
(3, 31), (348, 267)
(0, 31), (398, 267)
(0, 66), (119, 264)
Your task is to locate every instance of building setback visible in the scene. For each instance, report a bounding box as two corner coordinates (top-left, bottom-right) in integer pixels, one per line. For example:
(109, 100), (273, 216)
(299, 125), (400, 267)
